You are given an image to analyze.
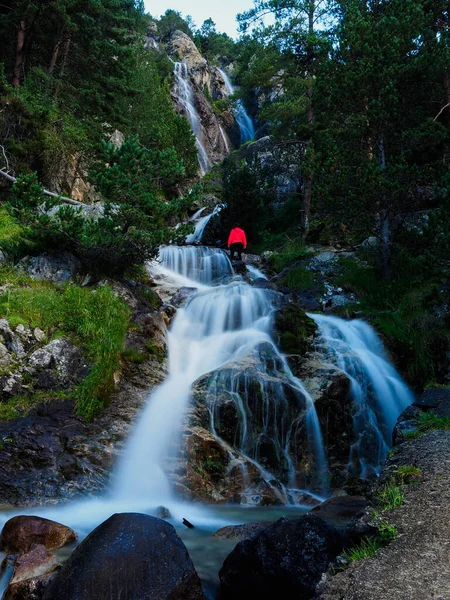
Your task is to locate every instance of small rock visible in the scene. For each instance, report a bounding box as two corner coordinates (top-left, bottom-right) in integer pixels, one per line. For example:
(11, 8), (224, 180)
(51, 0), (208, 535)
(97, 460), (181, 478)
(9, 544), (60, 584)
(33, 328), (46, 343)
(155, 506), (171, 519)
(1, 516), (77, 554)
(0, 342), (13, 369)
(361, 236), (379, 248)
(28, 348), (52, 370)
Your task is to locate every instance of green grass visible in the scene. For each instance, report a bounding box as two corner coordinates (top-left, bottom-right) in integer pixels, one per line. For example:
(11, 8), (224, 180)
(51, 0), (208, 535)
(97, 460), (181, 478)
(278, 267), (315, 291)
(395, 465), (423, 485)
(344, 521), (397, 563)
(0, 272), (130, 420)
(267, 238), (314, 273)
(416, 411), (450, 434)
(378, 484), (405, 510)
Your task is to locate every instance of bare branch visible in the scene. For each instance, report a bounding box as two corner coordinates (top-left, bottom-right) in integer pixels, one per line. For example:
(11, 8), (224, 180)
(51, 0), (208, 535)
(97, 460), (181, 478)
(0, 145), (10, 173)
(0, 169), (86, 206)
(434, 102), (450, 122)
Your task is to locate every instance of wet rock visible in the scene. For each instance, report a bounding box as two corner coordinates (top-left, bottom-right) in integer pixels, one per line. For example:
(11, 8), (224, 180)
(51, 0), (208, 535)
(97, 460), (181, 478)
(171, 287), (197, 308)
(4, 572), (57, 600)
(42, 513), (206, 600)
(213, 522), (269, 542)
(273, 304), (317, 355)
(344, 506), (379, 545)
(8, 544), (60, 584)
(413, 386), (450, 417)
(18, 253), (81, 283)
(219, 514), (343, 599)
(312, 496), (368, 527)
(155, 506), (171, 519)
(1, 516), (77, 554)
(393, 405), (422, 445)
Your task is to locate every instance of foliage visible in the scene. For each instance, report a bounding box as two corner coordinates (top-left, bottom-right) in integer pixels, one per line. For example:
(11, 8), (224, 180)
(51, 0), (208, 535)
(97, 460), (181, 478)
(343, 521), (397, 563)
(395, 465), (423, 485)
(278, 267), (315, 290)
(0, 272), (130, 420)
(157, 9), (193, 39)
(378, 485), (405, 511)
(194, 19), (237, 60)
(416, 411), (450, 434)
(267, 238), (313, 272)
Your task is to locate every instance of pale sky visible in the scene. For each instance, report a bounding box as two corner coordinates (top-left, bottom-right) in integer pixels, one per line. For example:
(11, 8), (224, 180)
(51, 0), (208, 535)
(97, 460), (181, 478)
(145, 0), (255, 38)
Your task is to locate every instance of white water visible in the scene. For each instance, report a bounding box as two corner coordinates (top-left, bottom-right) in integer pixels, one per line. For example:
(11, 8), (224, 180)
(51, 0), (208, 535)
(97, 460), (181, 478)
(186, 204), (223, 244)
(309, 314), (414, 477)
(173, 62), (211, 174)
(116, 246), (329, 502)
(218, 68), (255, 144)
(247, 265), (268, 280)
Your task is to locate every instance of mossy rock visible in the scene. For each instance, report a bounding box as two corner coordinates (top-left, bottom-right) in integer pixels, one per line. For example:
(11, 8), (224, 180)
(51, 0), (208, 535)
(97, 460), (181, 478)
(274, 304), (317, 355)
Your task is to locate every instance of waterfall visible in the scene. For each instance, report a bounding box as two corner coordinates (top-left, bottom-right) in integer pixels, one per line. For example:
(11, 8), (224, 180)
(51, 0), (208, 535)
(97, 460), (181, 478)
(186, 204), (223, 244)
(114, 246), (328, 505)
(309, 314), (414, 478)
(247, 265), (268, 281)
(158, 245), (232, 284)
(218, 68), (255, 144)
(173, 62), (211, 174)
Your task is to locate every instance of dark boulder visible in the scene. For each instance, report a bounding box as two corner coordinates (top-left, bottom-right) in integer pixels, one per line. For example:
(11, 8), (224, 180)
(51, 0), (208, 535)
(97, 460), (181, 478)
(393, 405), (422, 446)
(413, 386), (450, 410)
(1, 516), (77, 554)
(273, 304), (317, 355)
(219, 514), (343, 600)
(43, 513), (206, 600)
(171, 287), (197, 308)
(312, 495), (368, 527)
(213, 522), (269, 542)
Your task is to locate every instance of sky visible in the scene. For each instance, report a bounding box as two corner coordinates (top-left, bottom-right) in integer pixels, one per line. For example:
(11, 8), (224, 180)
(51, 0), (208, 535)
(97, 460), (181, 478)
(145, 0), (255, 38)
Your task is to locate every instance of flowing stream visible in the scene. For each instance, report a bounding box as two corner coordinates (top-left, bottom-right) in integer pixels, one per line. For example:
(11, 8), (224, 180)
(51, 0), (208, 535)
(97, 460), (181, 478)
(186, 205), (223, 244)
(218, 68), (255, 144)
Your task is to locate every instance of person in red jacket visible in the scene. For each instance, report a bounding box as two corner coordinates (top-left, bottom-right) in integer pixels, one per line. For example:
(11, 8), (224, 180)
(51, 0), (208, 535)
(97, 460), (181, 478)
(228, 223), (247, 260)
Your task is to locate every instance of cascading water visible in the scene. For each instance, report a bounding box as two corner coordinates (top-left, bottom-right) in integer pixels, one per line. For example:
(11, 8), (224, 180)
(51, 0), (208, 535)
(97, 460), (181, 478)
(247, 265), (268, 281)
(309, 314), (414, 477)
(115, 246), (328, 504)
(173, 61), (211, 174)
(218, 68), (255, 144)
(186, 204), (223, 244)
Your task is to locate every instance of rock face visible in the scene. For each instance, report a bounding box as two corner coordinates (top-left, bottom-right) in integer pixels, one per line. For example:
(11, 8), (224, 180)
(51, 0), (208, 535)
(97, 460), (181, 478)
(4, 543), (61, 600)
(317, 430), (450, 600)
(219, 514), (343, 599)
(1, 515), (77, 553)
(169, 30), (238, 167)
(42, 513), (206, 600)
(171, 342), (320, 505)
(0, 287), (168, 506)
(18, 253), (81, 283)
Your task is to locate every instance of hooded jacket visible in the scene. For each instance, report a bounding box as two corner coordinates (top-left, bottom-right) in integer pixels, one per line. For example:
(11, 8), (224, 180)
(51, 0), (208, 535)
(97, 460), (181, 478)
(228, 227), (247, 246)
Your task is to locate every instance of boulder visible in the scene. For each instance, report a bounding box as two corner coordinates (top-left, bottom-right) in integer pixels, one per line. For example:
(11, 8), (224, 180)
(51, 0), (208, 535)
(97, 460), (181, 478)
(219, 514), (343, 599)
(1, 516), (77, 554)
(213, 522), (269, 542)
(393, 405), (422, 445)
(8, 544), (60, 584)
(312, 496), (368, 528)
(413, 386), (450, 417)
(42, 513), (206, 600)
(18, 253), (81, 283)
(171, 287), (197, 308)
(26, 338), (90, 388)
(273, 304), (317, 355)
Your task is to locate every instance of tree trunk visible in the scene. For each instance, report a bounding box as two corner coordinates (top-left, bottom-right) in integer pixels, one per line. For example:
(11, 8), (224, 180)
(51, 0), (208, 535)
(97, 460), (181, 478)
(59, 32), (71, 77)
(12, 19), (26, 88)
(379, 208), (392, 280)
(48, 37), (62, 74)
(301, 1), (315, 240)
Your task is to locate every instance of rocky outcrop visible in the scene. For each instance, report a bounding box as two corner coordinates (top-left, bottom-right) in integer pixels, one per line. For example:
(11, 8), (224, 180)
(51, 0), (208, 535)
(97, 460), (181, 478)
(1, 516), (77, 553)
(0, 318), (89, 405)
(169, 30), (238, 167)
(42, 513), (207, 600)
(219, 514), (343, 600)
(170, 342), (320, 505)
(0, 285), (169, 506)
(17, 253), (81, 283)
(316, 429), (450, 599)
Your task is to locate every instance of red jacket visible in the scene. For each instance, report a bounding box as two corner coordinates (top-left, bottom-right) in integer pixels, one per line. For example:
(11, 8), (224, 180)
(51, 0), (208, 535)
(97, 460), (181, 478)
(228, 227), (247, 246)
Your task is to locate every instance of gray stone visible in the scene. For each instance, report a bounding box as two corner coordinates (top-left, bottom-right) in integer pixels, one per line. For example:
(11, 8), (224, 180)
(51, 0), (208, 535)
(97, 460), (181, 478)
(33, 328), (46, 343)
(361, 236), (379, 248)
(28, 348), (52, 370)
(0, 342), (13, 369)
(19, 253), (81, 283)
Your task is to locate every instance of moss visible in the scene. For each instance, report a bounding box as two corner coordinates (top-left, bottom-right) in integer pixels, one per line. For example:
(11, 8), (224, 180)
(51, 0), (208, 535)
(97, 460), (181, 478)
(275, 305), (317, 355)
(0, 269), (130, 420)
(279, 267), (316, 291)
